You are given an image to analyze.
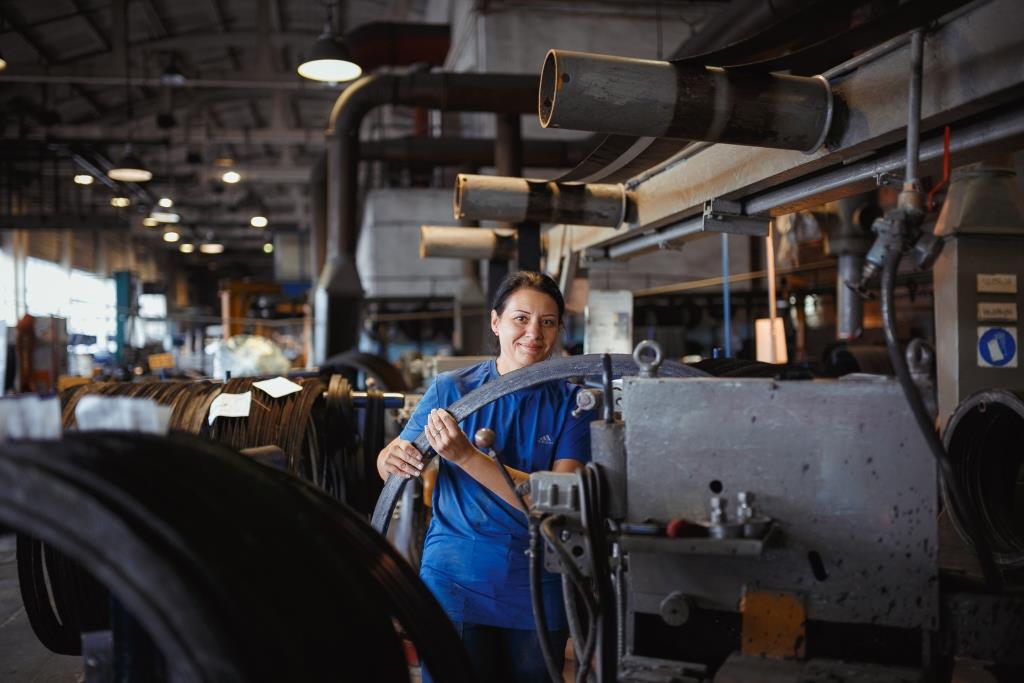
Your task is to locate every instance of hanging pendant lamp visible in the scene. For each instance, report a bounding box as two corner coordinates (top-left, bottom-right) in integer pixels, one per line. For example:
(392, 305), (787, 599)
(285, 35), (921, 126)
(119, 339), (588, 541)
(108, 144), (152, 182)
(297, 4), (361, 83)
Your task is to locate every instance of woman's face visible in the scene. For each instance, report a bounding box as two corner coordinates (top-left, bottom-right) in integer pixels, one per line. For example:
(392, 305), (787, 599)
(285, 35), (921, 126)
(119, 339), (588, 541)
(491, 288), (560, 373)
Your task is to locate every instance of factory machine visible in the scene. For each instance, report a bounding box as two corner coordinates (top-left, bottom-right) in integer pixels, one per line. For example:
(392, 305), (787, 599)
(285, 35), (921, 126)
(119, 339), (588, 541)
(371, 2), (1024, 679)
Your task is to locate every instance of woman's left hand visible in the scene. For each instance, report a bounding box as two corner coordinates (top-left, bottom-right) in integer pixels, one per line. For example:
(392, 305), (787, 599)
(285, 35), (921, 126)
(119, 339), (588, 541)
(425, 408), (474, 466)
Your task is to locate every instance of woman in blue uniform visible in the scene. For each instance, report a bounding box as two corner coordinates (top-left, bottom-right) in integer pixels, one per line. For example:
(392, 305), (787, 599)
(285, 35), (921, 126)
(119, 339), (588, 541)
(377, 271), (594, 682)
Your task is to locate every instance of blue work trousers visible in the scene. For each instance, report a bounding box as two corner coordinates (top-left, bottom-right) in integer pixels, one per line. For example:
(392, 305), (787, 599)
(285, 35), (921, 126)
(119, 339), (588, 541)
(421, 621), (567, 683)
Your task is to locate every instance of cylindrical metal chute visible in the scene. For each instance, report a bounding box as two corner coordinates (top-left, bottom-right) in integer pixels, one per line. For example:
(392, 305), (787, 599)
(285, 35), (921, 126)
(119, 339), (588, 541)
(943, 389), (1024, 568)
(420, 226), (518, 260)
(538, 49), (833, 153)
(454, 174), (628, 227)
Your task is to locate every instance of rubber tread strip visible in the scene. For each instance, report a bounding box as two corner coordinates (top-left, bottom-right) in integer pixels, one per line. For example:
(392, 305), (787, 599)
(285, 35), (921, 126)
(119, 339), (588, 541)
(371, 354), (708, 533)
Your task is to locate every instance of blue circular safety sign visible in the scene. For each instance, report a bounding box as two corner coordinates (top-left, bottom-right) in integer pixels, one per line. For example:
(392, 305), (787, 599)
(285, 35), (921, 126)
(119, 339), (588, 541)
(978, 327), (1017, 367)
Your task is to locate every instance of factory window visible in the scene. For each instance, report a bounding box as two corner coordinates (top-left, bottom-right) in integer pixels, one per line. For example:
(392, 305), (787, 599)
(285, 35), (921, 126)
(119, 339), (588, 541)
(25, 258), (71, 318)
(22, 257), (116, 352)
(0, 247), (16, 326)
(67, 269), (117, 352)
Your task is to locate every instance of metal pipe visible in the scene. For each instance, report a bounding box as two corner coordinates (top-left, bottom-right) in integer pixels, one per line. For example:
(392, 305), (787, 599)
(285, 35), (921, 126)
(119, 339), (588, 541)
(721, 233), (731, 357)
(905, 30), (924, 186)
(455, 174), (627, 227)
(538, 49), (834, 153)
(419, 226), (517, 260)
(314, 72), (537, 363)
(836, 253), (864, 340)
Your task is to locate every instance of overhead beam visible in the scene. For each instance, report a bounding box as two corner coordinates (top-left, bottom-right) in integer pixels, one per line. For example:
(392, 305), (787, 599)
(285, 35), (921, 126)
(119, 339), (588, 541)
(0, 71), (340, 91)
(0, 5), (105, 116)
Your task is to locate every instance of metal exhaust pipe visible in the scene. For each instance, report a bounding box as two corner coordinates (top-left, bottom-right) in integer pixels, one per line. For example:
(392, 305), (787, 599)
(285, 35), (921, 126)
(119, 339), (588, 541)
(454, 174), (628, 227)
(539, 49), (834, 153)
(419, 226), (518, 260)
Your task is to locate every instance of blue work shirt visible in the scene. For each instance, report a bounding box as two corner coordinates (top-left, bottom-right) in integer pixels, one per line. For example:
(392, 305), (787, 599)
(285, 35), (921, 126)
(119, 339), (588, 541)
(400, 359), (594, 630)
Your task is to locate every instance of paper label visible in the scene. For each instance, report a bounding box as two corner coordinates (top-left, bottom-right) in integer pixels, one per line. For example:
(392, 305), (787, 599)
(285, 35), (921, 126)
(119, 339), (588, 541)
(75, 395), (172, 434)
(252, 376), (303, 399)
(977, 326), (1018, 368)
(977, 273), (1017, 294)
(0, 396), (62, 441)
(148, 352), (176, 370)
(208, 391), (251, 425)
(978, 302), (1018, 322)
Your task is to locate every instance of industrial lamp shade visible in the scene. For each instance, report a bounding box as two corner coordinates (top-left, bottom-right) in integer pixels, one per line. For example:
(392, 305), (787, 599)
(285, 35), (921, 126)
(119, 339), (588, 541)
(108, 147), (153, 182)
(297, 31), (361, 82)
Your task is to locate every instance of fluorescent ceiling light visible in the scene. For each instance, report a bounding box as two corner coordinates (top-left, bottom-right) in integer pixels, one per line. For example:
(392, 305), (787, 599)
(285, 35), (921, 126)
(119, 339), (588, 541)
(221, 170), (241, 184)
(143, 217), (159, 227)
(263, 242), (274, 254)
(158, 197), (174, 208)
(250, 215), (268, 228)
(110, 197), (131, 208)
(149, 210), (180, 223)
(199, 243), (224, 254)
(162, 230), (180, 243)
(179, 243), (195, 254)
(74, 174), (94, 185)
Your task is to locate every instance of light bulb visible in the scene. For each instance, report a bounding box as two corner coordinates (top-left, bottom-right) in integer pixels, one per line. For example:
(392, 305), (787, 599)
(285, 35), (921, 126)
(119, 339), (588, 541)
(250, 216), (268, 228)
(221, 170), (241, 184)
(74, 174), (94, 185)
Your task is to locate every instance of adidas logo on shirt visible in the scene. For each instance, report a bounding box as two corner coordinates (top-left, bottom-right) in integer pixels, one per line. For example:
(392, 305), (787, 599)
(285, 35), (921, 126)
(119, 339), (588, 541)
(537, 434), (554, 445)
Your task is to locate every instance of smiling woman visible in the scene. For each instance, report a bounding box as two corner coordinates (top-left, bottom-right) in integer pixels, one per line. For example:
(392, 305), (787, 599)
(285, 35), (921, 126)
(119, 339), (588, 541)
(376, 270), (589, 683)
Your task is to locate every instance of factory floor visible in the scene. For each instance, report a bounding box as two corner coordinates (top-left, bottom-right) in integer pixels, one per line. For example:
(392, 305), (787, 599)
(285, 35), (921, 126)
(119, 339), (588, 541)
(0, 534), (83, 683)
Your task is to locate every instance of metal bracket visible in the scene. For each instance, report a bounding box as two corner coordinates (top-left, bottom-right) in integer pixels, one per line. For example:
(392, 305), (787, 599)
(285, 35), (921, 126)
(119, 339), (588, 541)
(702, 199), (770, 236)
(875, 172), (904, 188)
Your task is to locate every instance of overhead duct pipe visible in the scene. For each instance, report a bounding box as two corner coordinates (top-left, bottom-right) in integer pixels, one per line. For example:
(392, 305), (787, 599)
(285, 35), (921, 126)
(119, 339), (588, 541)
(420, 226), (518, 261)
(314, 72), (537, 364)
(454, 174), (628, 227)
(538, 49), (834, 153)
(309, 136), (588, 279)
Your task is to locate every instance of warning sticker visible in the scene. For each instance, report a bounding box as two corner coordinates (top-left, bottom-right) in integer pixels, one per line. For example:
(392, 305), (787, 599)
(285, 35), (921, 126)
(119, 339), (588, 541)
(977, 327), (1018, 368)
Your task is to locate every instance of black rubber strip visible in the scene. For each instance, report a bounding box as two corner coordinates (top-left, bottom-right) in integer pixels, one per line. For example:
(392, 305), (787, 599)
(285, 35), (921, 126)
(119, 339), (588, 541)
(371, 353), (708, 533)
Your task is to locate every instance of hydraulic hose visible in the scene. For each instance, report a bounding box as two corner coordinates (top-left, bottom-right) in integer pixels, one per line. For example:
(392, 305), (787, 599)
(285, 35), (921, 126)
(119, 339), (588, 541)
(880, 250), (1002, 591)
(541, 516), (598, 683)
(530, 522), (564, 683)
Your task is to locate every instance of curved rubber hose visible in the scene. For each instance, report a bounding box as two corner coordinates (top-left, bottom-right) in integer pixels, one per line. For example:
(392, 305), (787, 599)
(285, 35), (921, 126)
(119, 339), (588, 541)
(371, 354), (708, 533)
(529, 522), (563, 683)
(880, 250), (1002, 590)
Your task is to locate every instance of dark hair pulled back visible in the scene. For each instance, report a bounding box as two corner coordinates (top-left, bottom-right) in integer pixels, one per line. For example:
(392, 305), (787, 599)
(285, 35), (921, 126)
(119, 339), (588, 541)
(491, 271), (565, 322)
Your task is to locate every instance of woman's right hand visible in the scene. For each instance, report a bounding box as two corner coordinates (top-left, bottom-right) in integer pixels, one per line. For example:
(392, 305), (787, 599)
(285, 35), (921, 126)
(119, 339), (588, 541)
(377, 436), (425, 481)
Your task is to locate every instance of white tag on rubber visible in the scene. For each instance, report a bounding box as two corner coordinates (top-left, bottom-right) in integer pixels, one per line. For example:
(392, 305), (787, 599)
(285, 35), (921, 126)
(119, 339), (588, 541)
(252, 376), (303, 399)
(208, 391), (252, 425)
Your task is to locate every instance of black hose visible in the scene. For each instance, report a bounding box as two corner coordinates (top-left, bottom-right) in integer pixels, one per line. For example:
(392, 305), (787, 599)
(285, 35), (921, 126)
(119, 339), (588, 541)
(490, 441), (562, 681)
(880, 250), (1003, 591)
(561, 574), (588, 671)
(540, 516), (597, 683)
(530, 522), (564, 683)
(582, 464), (617, 681)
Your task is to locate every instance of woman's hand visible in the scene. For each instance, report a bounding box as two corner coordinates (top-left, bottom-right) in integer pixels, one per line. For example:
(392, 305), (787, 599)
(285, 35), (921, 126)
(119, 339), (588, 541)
(425, 409), (474, 466)
(376, 436), (424, 481)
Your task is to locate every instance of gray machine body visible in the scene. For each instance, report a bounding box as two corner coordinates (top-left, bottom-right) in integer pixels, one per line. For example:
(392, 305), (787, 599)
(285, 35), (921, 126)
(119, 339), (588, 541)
(620, 376), (938, 634)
